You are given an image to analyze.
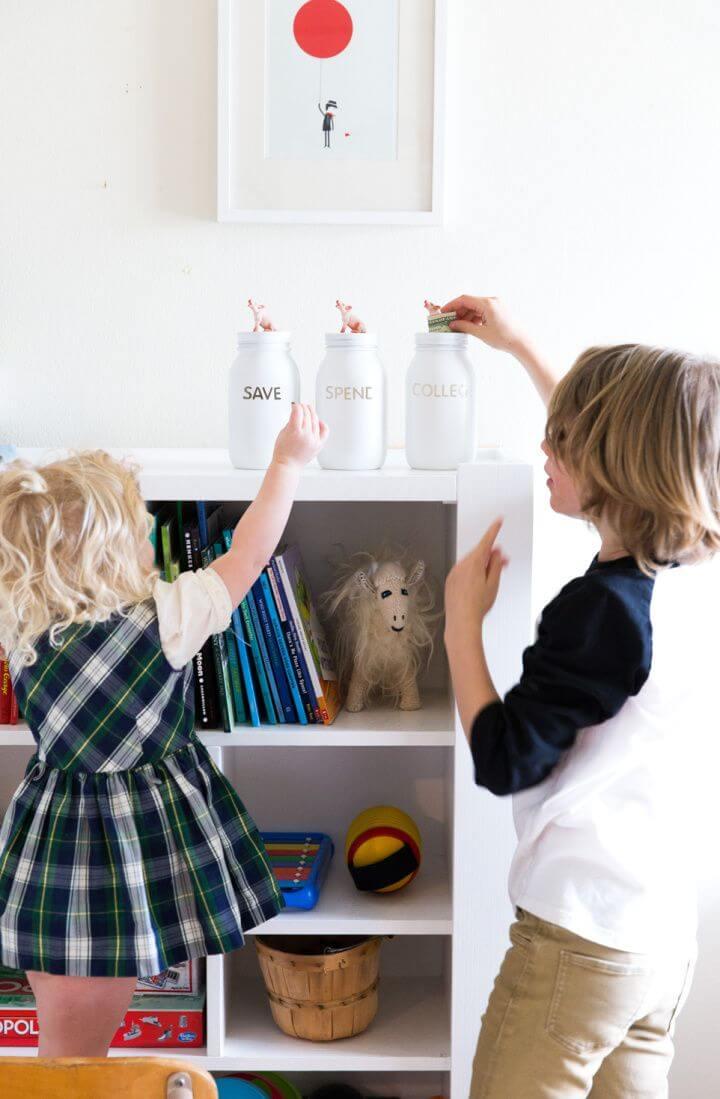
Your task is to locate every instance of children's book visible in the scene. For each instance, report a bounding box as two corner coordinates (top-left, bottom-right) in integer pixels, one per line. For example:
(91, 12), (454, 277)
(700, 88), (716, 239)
(253, 576), (296, 723)
(199, 542), (233, 733)
(240, 594), (277, 725)
(275, 545), (341, 725)
(180, 519), (220, 730)
(0, 661), (11, 725)
(222, 528), (260, 727)
(158, 505), (181, 582)
(247, 587), (283, 723)
(268, 558), (318, 723)
(214, 540), (247, 726)
(262, 567), (308, 725)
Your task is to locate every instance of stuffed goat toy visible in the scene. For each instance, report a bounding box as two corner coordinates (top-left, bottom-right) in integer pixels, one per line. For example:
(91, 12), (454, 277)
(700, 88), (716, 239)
(323, 550), (437, 712)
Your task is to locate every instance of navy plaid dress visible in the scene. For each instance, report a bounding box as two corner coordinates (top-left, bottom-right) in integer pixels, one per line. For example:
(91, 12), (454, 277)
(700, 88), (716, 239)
(0, 599), (284, 978)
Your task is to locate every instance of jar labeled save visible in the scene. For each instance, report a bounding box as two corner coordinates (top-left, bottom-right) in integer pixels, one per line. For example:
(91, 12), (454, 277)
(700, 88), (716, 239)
(405, 332), (477, 470)
(316, 334), (387, 470)
(228, 331), (301, 469)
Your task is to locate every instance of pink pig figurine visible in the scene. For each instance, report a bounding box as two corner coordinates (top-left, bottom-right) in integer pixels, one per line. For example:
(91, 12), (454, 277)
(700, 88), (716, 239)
(248, 299), (276, 332)
(336, 299), (367, 334)
(424, 299), (443, 316)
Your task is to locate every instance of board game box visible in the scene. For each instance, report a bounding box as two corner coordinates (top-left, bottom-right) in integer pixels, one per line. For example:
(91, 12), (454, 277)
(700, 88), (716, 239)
(0, 966), (205, 1048)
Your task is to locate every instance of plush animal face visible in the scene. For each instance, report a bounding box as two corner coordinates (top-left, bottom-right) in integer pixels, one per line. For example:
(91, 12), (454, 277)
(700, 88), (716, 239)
(357, 560), (425, 634)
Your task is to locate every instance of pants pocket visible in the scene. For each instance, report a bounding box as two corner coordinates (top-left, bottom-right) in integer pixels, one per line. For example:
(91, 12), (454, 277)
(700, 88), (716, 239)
(667, 956), (695, 1037)
(546, 949), (651, 1055)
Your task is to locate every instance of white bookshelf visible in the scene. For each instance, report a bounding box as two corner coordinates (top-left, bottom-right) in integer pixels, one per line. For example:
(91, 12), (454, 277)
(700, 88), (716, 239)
(0, 448), (533, 1099)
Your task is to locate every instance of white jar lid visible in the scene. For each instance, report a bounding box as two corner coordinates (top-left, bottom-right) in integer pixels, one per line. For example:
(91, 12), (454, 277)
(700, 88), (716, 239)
(415, 332), (469, 348)
(237, 330), (292, 348)
(325, 332), (377, 349)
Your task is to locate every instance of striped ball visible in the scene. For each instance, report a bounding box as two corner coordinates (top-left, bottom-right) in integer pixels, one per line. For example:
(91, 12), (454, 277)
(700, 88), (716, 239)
(345, 806), (422, 894)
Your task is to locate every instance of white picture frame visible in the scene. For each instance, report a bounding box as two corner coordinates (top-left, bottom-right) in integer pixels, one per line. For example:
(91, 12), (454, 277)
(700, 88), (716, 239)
(217, 0), (447, 225)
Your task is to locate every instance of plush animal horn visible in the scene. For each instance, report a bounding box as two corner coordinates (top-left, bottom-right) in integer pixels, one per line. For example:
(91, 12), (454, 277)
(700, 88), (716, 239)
(355, 570), (375, 593)
(406, 560), (426, 587)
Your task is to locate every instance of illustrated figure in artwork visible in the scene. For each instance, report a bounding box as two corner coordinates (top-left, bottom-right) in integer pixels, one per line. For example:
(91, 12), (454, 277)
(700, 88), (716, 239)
(424, 300), (444, 316)
(248, 299), (276, 332)
(336, 300), (366, 334)
(323, 550), (438, 713)
(318, 99), (338, 148)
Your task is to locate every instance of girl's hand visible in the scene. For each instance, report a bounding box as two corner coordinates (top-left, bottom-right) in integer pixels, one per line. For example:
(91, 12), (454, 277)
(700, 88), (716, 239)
(444, 518), (508, 641)
(272, 403), (329, 471)
(442, 295), (528, 355)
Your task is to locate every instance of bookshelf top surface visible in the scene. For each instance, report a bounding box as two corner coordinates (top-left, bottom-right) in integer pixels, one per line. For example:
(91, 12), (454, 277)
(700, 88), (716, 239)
(13, 447), (528, 503)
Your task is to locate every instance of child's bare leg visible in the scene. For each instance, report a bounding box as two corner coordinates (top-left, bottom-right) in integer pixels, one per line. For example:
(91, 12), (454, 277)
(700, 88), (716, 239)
(26, 971), (137, 1057)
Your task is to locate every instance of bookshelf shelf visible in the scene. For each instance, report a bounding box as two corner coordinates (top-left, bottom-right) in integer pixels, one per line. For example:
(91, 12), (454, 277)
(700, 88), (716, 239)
(250, 856), (452, 937)
(0, 449), (533, 1098)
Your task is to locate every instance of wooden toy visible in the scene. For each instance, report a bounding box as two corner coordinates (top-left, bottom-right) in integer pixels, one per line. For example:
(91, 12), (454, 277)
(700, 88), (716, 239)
(345, 806), (422, 893)
(260, 832), (334, 910)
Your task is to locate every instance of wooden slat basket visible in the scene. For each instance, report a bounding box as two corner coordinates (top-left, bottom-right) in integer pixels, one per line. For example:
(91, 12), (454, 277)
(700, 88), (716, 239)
(255, 935), (383, 1042)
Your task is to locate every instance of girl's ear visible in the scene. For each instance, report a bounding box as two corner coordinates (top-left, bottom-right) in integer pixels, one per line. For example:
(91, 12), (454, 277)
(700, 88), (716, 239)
(406, 560), (426, 588)
(355, 570), (375, 594)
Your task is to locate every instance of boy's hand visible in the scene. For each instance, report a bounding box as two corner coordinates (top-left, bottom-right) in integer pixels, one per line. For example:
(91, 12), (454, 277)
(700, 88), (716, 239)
(442, 295), (528, 355)
(442, 294), (558, 408)
(272, 403), (329, 471)
(444, 518), (508, 640)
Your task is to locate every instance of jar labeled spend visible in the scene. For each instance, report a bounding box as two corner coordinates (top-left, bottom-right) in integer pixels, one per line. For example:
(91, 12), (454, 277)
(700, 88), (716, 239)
(405, 333), (477, 470)
(228, 331), (301, 469)
(316, 334), (387, 470)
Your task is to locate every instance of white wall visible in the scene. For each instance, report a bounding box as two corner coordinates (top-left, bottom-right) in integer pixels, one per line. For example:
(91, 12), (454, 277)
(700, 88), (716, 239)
(1, 1), (719, 1091)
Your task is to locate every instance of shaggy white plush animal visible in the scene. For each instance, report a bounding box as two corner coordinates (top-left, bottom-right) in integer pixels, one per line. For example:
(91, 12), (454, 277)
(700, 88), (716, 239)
(323, 551), (437, 712)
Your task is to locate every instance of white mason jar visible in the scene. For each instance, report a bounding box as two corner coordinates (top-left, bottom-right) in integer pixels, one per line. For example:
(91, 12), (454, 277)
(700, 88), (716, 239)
(405, 333), (477, 470)
(316, 333), (387, 470)
(228, 331), (301, 469)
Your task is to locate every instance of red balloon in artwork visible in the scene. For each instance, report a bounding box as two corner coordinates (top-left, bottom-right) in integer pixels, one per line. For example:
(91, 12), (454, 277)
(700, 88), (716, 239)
(293, 0), (354, 60)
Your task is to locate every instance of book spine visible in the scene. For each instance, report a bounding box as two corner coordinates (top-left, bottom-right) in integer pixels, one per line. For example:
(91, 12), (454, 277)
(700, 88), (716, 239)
(276, 553), (331, 723)
(9, 684), (18, 725)
(183, 524), (218, 729)
(0, 661), (10, 725)
(247, 588), (284, 723)
(268, 559), (317, 723)
(264, 566), (309, 725)
(240, 598), (276, 725)
(254, 576), (295, 723)
(214, 541), (247, 726)
(222, 530), (260, 727)
(201, 545), (232, 733)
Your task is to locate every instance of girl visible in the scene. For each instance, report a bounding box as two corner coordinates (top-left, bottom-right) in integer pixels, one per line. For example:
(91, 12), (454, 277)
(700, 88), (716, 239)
(0, 403), (328, 1057)
(442, 295), (720, 1098)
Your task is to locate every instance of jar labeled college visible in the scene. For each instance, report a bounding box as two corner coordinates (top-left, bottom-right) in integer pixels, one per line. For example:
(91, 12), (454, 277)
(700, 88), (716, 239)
(316, 334), (387, 470)
(405, 333), (477, 470)
(228, 332), (301, 469)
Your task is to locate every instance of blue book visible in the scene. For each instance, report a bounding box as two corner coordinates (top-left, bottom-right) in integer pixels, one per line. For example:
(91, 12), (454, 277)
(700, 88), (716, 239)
(196, 500), (209, 548)
(247, 588), (284, 723)
(269, 557), (318, 723)
(0, 446), (17, 465)
(240, 597), (275, 725)
(222, 529), (260, 727)
(253, 575), (296, 723)
(263, 567), (308, 725)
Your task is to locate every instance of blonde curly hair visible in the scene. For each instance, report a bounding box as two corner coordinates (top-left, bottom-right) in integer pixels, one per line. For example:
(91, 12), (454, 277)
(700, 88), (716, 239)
(0, 450), (157, 667)
(545, 345), (720, 574)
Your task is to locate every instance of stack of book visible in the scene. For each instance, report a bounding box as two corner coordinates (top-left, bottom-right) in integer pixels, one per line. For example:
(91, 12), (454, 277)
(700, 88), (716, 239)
(0, 660), (19, 726)
(151, 502), (341, 731)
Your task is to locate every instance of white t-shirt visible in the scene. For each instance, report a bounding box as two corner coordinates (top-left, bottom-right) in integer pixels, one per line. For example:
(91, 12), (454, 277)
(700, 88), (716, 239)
(153, 568), (233, 671)
(471, 555), (720, 954)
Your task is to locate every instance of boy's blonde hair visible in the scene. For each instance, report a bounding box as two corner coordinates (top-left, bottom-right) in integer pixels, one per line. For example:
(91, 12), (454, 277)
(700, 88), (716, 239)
(546, 344), (720, 574)
(0, 451), (157, 666)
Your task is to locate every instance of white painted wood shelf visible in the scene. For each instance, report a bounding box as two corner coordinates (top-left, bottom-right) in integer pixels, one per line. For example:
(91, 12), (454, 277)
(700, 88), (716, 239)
(0, 448), (534, 1097)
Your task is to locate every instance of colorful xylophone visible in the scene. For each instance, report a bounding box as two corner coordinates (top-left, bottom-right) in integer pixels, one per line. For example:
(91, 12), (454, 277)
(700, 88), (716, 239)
(260, 832), (334, 911)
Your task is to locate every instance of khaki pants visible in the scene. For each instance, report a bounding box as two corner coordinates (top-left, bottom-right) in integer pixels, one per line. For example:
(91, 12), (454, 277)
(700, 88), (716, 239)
(470, 909), (695, 1098)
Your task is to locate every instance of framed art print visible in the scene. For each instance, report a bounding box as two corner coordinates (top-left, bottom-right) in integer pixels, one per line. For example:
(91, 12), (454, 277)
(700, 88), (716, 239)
(217, 0), (447, 224)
